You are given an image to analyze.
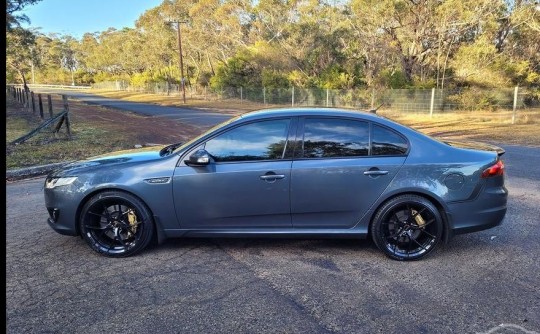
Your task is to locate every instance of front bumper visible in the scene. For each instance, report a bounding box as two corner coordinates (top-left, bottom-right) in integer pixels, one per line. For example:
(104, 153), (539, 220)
(44, 185), (83, 237)
(47, 216), (78, 236)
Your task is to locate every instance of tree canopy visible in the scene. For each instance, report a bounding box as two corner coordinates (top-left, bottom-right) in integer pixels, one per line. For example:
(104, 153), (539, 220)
(5, 0), (540, 90)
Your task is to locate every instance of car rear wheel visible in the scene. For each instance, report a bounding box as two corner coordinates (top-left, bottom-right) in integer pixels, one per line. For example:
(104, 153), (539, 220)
(79, 191), (154, 257)
(371, 195), (443, 261)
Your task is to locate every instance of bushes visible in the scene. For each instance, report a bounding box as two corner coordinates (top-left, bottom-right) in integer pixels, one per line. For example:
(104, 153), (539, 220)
(446, 89), (514, 111)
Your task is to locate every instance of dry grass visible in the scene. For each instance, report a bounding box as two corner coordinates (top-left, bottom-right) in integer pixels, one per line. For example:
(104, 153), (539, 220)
(381, 109), (540, 146)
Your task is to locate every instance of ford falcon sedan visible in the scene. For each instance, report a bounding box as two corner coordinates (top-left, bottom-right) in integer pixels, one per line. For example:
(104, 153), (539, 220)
(44, 108), (508, 260)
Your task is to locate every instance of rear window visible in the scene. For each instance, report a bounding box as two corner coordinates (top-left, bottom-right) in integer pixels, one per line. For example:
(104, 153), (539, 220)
(371, 125), (408, 156)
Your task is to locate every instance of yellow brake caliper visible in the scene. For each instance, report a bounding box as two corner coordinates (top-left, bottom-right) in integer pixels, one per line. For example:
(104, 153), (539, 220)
(412, 209), (426, 227)
(127, 209), (138, 236)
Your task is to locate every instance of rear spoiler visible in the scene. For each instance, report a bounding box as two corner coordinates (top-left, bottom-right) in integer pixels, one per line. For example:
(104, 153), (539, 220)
(443, 140), (505, 157)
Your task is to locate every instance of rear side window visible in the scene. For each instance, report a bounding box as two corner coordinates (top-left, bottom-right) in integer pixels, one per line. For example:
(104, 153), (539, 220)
(302, 118), (369, 158)
(372, 124), (408, 156)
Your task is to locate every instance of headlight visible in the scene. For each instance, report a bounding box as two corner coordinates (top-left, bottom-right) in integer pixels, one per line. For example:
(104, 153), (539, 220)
(45, 177), (78, 189)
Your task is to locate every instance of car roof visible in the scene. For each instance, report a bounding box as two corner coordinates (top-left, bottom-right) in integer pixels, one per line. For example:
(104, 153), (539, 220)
(239, 107), (384, 122)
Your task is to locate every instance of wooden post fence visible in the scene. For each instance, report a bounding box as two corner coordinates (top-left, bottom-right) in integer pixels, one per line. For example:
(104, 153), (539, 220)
(38, 93), (44, 119)
(31, 92), (36, 113)
(26, 91), (31, 111)
(9, 92), (72, 145)
(62, 95), (72, 138)
(47, 94), (54, 118)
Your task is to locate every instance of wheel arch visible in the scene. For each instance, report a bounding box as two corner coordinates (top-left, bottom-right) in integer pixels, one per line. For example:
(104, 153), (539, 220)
(75, 187), (164, 244)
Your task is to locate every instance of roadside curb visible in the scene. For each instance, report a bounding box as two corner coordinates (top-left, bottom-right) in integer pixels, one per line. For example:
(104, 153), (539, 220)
(6, 162), (71, 182)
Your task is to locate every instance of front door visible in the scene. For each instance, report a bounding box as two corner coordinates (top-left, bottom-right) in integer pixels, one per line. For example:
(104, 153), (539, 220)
(173, 118), (293, 229)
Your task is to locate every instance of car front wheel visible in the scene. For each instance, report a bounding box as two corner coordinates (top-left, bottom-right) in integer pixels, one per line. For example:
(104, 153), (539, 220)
(371, 194), (443, 261)
(79, 191), (154, 257)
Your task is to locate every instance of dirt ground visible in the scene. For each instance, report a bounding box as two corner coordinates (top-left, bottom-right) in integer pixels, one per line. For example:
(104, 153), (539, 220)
(68, 99), (204, 145)
(8, 95), (205, 144)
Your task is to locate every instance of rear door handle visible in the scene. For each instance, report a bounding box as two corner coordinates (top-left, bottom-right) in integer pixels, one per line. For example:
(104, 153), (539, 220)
(260, 174), (285, 180)
(363, 170), (389, 176)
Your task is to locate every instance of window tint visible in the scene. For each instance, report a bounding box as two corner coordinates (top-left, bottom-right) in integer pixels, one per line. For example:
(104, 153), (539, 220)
(372, 125), (408, 156)
(204, 119), (290, 162)
(303, 118), (369, 158)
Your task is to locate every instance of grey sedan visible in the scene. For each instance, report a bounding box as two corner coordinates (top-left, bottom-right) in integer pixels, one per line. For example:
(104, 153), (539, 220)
(44, 108), (508, 260)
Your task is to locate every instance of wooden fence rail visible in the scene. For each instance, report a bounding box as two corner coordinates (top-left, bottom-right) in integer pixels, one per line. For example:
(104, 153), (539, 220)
(7, 86), (72, 145)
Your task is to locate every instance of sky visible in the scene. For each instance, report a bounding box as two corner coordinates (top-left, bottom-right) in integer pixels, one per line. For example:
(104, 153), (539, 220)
(22, 0), (164, 38)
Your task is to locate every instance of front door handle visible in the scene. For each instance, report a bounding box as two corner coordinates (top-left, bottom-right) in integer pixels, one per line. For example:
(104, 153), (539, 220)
(363, 170), (389, 176)
(260, 174), (285, 181)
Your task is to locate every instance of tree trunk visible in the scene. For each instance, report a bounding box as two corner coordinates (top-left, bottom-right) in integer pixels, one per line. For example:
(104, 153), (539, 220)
(19, 69), (29, 92)
(401, 56), (414, 83)
(206, 52), (215, 76)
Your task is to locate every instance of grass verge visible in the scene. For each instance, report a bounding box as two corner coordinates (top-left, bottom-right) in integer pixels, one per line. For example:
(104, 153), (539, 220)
(5, 96), (199, 169)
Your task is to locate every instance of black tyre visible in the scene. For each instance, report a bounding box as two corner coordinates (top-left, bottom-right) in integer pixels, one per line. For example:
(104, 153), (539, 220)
(79, 191), (154, 257)
(371, 194), (443, 261)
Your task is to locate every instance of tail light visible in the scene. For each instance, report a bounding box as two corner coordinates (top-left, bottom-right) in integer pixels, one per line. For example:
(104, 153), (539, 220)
(481, 160), (504, 178)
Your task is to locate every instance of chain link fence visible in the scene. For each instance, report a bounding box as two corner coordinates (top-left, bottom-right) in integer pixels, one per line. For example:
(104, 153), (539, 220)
(92, 81), (539, 113)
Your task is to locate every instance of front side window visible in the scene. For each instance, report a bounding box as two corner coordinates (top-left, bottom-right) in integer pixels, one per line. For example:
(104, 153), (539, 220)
(204, 119), (291, 162)
(372, 125), (408, 156)
(302, 118), (369, 158)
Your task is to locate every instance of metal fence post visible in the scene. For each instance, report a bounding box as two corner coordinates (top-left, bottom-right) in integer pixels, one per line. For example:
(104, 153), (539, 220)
(512, 86), (518, 124)
(292, 87), (295, 107)
(430, 88), (435, 119)
(326, 89), (329, 107)
(240, 86), (243, 103)
(263, 87), (266, 106)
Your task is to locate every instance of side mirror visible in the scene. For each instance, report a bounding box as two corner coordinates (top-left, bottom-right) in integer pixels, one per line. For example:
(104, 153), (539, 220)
(185, 149), (212, 166)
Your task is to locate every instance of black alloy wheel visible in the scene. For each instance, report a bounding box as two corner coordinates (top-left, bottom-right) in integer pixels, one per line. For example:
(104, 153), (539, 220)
(79, 191), (154, 257)
(371, 194), (443, 261)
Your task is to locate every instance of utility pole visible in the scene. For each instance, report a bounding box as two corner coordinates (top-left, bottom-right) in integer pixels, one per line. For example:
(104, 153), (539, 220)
(170, 20), (187, 104)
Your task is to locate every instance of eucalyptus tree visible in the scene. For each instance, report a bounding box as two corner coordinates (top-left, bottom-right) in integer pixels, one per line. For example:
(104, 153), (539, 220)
(6, 27), (36, 86)
(347, 0), (506, 87)
(135, 5), (179, 86)
(186, 0), (256, 84)
(6, 0), (41, 31)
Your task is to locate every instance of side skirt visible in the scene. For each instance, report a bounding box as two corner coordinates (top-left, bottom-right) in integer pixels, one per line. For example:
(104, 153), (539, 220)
(162, 228), (368, 239)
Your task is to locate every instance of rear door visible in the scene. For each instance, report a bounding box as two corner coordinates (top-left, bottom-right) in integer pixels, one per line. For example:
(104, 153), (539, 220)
(290, 118), (408, 228)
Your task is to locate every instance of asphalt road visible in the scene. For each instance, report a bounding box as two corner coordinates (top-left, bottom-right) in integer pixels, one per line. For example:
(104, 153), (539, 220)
(6, 145), (540, 333)
(31, 88), (234, 127)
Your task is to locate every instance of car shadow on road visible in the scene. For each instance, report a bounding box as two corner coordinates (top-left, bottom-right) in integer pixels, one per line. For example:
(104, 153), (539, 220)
(155, 237), (377, 254)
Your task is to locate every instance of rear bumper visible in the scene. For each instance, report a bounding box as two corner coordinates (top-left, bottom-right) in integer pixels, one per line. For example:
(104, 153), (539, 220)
(447, 185), (508, 235)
